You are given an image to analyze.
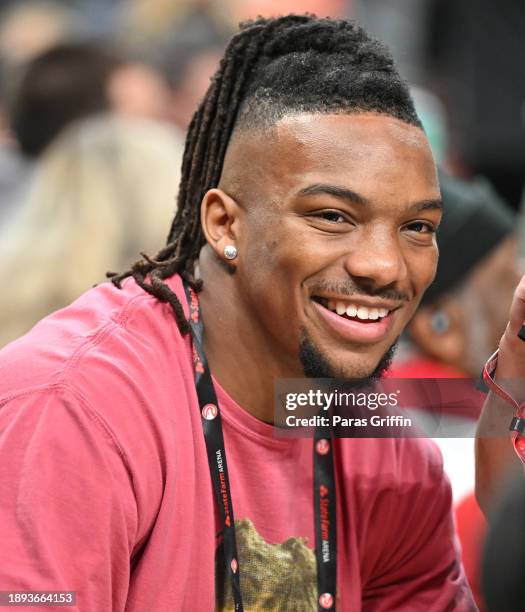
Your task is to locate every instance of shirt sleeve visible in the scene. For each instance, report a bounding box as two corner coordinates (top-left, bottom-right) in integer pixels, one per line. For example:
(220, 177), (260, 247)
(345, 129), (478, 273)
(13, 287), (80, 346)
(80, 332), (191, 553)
(361, 440), (478, 611)
(0, 385), (138, 611)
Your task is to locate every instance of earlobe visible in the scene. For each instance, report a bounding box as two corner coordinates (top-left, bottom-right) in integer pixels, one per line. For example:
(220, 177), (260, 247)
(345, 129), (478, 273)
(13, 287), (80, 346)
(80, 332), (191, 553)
(200, 188), (241, 262)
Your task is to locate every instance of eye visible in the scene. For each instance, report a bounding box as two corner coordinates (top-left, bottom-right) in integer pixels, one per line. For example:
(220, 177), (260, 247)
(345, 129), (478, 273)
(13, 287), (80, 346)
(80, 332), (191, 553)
(316, 210), (348, 224)
(405, 221), (436, 234)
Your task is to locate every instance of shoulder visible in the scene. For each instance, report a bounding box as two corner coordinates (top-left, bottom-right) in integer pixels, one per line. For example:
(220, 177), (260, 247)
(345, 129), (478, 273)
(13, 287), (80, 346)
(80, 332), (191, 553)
(0, 274), (191, 399)
(0, 274), (197, 475)
(0, 274), (198, 532)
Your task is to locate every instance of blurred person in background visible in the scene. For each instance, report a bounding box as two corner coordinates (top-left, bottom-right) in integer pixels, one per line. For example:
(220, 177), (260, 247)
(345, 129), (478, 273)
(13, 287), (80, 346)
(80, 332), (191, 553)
(0, 60), (32, 228)
(119, 0), (350, 132)
(352, 0), (525, 211)
(9, 42), (121, 158)
(9, 41), (174, 159)
(119, 0), (231, 131)
(121, 0), (232, 45)
(165, 41), (224, 130)
(0, 114), (183, 347)
(0, 1), (78, 69)
(0, 2), (80, 228)
(425, 0), (525, 209)
(389, 172), (518, 609)
(393, 173), (517, 381)
(0, 38), (178, 240)
(108, 60), (173, 124)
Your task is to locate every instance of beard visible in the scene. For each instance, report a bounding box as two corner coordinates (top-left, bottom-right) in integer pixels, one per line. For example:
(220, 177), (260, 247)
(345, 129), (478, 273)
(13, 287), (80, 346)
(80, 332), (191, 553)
(298, 330), (398, 387)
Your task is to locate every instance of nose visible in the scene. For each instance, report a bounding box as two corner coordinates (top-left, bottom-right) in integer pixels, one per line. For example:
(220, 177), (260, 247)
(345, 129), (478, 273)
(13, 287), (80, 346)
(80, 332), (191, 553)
(342, 225), (408, 290)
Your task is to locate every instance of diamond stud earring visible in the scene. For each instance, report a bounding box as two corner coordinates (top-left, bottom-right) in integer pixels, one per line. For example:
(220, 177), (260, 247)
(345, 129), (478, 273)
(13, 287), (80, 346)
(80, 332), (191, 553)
(223, 245), (238, 260)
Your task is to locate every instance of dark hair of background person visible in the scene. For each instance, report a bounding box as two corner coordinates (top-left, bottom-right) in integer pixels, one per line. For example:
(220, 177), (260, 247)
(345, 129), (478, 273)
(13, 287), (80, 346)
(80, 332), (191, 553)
(482, 472), (525, 611)
(9, 42), (121, 157)
(426, 0), (525, 209)
(109, 14), (422, 334)
(421, 170), (515, 306)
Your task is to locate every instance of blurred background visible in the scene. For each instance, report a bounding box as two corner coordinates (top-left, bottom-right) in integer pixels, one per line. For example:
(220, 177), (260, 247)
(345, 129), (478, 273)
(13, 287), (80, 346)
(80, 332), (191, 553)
(0, 1), (524, 609)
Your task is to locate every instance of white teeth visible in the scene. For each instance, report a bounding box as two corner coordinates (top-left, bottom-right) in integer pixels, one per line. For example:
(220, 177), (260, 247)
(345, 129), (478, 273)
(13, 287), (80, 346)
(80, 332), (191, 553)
(322, 299), (390, 319)
(368, 308), (379, 320)
(336, 301), (346, 315)
(346, 304), (357, 317)
(356, 306), (369, 320)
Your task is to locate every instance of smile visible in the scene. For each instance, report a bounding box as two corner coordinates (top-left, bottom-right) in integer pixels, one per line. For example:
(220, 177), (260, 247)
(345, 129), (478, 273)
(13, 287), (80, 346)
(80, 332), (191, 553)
(311, 297), (398, 344)
(325, 299), (389, 320)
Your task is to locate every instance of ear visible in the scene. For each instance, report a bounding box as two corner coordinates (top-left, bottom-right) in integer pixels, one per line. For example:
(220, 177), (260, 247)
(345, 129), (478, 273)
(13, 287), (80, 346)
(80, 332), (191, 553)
(408, 297), (465, 369)
(200, 188), (242, 264)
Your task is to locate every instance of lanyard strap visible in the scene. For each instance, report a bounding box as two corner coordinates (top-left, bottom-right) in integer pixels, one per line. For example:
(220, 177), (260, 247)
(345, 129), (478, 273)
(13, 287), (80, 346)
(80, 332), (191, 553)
(483, 349), (525, 464)
(183, 282), (338, 610)
(184, 282), (244, 611)
(314, 424), (338, 611)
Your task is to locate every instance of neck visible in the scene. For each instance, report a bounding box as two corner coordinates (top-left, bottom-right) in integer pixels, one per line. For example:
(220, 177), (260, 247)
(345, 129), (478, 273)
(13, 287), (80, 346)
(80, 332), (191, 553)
(197, 251), (301, 423)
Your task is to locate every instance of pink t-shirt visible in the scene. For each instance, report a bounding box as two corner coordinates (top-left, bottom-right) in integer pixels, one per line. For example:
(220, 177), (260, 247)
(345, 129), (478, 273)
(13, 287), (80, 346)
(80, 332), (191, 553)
(0, 275), (476, 610)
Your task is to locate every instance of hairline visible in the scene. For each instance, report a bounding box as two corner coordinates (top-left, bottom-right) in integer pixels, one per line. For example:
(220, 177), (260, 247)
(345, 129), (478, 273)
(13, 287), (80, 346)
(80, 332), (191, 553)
(230, 106), (424, 141)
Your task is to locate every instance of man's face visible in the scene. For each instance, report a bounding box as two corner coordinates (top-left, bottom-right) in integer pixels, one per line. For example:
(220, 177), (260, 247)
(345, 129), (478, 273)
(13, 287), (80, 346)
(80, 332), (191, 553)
(220, 113), (441, 378)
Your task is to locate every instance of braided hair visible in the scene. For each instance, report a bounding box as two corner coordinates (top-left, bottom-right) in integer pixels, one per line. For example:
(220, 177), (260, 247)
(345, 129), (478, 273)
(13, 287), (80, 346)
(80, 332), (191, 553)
(108, 14), (422, 334)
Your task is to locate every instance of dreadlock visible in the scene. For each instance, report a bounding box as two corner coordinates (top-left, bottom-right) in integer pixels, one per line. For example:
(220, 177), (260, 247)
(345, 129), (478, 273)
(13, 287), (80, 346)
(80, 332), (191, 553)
(108, 14), (422, 334)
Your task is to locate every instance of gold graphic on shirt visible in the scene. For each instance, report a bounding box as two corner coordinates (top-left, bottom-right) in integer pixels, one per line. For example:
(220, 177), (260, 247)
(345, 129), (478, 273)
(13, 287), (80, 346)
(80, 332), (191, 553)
(216, 518), (317, 611)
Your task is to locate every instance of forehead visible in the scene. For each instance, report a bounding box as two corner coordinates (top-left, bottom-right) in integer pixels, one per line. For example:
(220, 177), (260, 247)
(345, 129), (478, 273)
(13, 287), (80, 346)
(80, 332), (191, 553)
(222, 113), (439, 204)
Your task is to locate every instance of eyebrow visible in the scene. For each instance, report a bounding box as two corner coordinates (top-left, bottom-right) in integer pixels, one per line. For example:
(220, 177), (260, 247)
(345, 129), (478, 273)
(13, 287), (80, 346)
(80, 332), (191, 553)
(297, 183), (443, 212)
(297, 184), (369, 206)
(409, 199), (443, 212)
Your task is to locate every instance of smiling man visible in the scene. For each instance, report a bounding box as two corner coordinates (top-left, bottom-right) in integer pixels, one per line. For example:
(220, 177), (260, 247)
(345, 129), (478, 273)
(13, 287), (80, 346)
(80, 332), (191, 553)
(0, 15), (475, 611)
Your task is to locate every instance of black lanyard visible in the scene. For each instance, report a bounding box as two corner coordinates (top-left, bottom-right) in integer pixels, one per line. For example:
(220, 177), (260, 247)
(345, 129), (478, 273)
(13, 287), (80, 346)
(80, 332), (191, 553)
(184, 282), (337, 611)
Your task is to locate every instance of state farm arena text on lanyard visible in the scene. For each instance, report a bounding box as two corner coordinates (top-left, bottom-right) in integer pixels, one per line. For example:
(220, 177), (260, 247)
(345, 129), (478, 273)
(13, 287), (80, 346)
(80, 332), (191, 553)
(184, 282), (338, 611)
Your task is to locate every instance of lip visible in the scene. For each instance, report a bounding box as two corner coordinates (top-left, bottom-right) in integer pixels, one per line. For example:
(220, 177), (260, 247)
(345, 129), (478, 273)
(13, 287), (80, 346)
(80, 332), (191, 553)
(311, 299), (395, 344)
(313, 294), (401, 311)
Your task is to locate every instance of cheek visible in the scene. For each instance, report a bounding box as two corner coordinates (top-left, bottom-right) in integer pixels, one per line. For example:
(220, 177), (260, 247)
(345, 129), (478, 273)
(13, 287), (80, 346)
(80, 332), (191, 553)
(397, 247), (438, 328)
(241, 218), (315, 286)
(407, 244), (439, 292)
(237, 222), (312, 321)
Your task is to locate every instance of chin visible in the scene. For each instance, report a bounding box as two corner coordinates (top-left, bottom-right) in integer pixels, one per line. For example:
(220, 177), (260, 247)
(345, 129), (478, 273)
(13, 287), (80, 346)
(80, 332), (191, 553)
(338, 360), (379, 379)
(299, 331), (398, 381)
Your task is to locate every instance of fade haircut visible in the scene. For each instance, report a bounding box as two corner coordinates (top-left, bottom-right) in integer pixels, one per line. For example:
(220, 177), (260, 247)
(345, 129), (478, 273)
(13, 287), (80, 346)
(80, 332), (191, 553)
(109, 14), (422, 334)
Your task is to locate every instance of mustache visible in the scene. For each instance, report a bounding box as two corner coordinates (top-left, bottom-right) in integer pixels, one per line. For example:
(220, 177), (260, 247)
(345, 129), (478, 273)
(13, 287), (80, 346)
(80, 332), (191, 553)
(308, 279), (410, 303)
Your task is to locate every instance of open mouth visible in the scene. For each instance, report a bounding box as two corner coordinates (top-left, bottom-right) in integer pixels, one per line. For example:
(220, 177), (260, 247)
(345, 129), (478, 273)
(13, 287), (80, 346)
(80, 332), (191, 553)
(310, 296), (398, 343)
(312, 297), (392, 322)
